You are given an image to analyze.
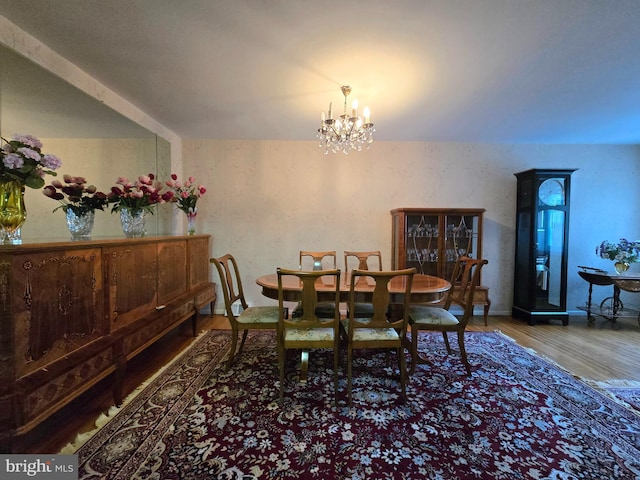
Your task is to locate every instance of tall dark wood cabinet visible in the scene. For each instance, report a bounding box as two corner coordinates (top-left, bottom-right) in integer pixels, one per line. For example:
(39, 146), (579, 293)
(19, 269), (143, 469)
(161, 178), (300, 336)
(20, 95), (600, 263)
(513, 169), (576, 325)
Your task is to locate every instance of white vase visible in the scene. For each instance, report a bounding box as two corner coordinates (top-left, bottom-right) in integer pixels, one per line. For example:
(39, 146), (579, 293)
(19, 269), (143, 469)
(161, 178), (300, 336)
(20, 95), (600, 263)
(186, 212), (197, 235)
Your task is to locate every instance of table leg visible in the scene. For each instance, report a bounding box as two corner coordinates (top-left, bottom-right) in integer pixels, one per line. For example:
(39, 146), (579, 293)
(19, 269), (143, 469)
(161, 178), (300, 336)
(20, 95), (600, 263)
(586, 282), (594, 323)
(613, 285), (622, 322)
(300, 350), (309, 383)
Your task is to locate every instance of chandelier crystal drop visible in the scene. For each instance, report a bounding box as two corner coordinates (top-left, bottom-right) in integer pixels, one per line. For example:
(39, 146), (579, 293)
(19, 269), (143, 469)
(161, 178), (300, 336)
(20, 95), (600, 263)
(317, 85), (375, 154)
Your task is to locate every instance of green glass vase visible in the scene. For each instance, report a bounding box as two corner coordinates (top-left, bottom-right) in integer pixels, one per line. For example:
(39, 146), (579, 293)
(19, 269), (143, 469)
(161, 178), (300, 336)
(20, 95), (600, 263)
(0, 178), (26, 243)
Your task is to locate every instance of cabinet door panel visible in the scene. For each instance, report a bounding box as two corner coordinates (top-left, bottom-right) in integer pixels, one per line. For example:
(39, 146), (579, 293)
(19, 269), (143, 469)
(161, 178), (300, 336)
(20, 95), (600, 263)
(157, 240), (188, 305)
(106, 244), (158, 330)
(444, 214), (480, 282)
(405, 213), (440, 275)
(11, 248), (105, 376)
(188, 236), (210, 289)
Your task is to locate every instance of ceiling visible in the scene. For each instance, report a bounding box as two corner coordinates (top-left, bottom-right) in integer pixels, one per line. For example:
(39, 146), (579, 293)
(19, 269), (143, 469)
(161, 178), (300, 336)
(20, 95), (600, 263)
(1, 0), (640, 143)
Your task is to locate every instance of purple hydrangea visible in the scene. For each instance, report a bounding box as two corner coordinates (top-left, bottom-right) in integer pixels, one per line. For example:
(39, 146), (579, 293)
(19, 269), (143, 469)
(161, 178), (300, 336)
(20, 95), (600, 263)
(12, 134), (43, 150)
(1, 133), (62, 188)
(2, 153), (24, 169)
(41, 154), (62, 170)
(17, 147), (42, 162)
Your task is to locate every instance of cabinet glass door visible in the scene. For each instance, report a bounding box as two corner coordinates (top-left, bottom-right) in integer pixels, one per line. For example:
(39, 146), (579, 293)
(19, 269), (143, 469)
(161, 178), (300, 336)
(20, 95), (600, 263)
(535, 209), (565, 309)
(444, 214), (480, 281)
(405, 214), (439, 275)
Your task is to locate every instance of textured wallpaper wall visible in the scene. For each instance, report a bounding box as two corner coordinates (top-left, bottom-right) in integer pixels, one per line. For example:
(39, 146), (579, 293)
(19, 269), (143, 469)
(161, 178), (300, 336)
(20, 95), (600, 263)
(184, 139), (640, 317)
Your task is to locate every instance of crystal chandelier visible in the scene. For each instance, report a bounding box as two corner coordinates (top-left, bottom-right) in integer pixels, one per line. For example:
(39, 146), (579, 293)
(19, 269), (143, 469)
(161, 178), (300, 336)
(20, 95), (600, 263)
(317, 85), (375, 154)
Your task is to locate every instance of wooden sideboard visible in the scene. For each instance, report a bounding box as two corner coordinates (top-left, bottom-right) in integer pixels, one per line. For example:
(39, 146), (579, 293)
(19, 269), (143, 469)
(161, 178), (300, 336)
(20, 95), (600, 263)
(0, 235), (215, 453)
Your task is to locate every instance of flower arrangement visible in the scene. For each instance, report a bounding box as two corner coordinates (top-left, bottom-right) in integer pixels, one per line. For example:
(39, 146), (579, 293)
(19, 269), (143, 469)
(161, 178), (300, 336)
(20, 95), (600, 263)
(43, 174), (110, 215)
(596, 238), (640, 263)
(165, 173), (206, 215)
(108, 173), (172, 214)
(0, 134), (62, 189)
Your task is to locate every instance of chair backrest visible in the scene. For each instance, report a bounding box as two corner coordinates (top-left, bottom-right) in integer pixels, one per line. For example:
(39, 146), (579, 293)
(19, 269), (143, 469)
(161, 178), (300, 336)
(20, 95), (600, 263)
(210, 254), (247, 318)
(344, 250), (382, 272)
(346, 268), (416, 338)
(277, 268), (341, 328)
(445, 256), (488, 324)
(299, 250), (336, 271)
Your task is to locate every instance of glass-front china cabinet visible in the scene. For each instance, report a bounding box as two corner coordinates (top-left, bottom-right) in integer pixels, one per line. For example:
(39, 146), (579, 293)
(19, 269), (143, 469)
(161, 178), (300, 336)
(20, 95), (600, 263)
(391, 208), (485, 285)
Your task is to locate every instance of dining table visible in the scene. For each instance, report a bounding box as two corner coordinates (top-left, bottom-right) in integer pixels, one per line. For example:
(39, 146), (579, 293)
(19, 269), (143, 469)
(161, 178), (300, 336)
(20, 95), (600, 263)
(256, 272), (451, 304)
(256, 271), (452, 382)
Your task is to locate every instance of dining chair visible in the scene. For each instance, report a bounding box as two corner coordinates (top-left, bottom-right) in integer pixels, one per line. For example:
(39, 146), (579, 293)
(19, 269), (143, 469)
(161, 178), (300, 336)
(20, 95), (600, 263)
(211, 254), (279, 370)
(299, 250), (337, 271)
(341, 268), (416, 406)
(344, 250), (383, 272)
(296, 250), (338, 318)
(343, 250), (383, 317)
(277, 267), (341, 406)
(407, 256), (488, 376)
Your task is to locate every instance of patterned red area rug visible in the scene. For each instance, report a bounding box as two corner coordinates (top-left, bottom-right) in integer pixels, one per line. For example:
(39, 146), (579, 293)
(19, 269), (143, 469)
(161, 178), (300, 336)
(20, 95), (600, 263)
(76, 330), (640, 479)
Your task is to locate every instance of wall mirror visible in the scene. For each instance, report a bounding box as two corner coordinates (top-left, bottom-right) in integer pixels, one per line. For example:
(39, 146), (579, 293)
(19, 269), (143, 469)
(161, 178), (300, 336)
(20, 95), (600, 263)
(0, 43), (172, 240)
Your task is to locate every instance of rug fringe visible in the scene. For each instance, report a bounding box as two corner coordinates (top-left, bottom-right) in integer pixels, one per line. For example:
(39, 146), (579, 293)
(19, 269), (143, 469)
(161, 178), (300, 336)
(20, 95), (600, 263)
(492, 329), (551, 358)
(493, 332), (640, 395)
(493, 329), (516, 342)
(491, 329), (593, 384)
(58, 329), (216, 454)
(583, 379), (640, 413)
(594, 379), (640, 388)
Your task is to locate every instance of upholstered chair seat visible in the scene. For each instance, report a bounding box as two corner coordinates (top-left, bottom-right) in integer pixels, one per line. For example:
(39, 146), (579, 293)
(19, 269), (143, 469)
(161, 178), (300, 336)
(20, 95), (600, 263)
(407, 306), (460, 326)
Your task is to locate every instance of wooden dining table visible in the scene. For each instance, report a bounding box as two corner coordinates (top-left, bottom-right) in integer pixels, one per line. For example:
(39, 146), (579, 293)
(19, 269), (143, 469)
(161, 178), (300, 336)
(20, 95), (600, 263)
(256, 272), (452, 304)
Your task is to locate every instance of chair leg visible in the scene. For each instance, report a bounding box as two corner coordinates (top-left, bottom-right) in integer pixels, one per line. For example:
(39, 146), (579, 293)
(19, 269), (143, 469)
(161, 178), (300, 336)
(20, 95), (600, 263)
(333, 345), (339, 407)
(457, 330), (472, 376)
(442, 331), (452, 353)
(238, 329), (249, 355)
(397, 346), (407, 401)
(410, 328), (418, 374)
(279, 345), (285, 406)
(408, 327), (439, 374)
(347, 346), (353, 406)
(226, 325), (239, 371)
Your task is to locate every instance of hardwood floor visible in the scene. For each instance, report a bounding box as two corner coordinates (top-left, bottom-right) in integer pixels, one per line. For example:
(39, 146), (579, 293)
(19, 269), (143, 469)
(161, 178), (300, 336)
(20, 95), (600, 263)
(14, 313), (640, 454)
